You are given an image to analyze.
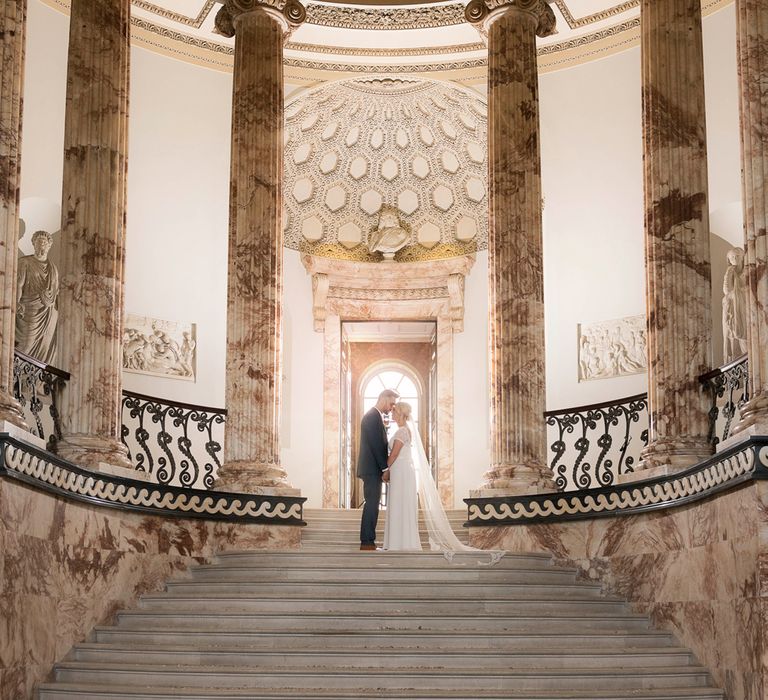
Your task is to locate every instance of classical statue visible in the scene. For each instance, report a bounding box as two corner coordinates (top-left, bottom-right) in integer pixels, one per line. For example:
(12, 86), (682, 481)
(722, 246), (748, 362)
(15, 230), (59, 363)
(368, 205), (409, 261)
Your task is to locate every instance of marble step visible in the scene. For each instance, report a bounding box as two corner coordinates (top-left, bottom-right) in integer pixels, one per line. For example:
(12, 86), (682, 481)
(113, 610), (652, 633)
(212, 550), (547, 568)
(164, 580), (605, 598)
(186, 565), (580, 584)
(137, 594), (629, 615)
(70, 643), (696, 670)
(52, 662), (712, 691)
(38, 683), (724, 699)
(93, 628), (676, 651)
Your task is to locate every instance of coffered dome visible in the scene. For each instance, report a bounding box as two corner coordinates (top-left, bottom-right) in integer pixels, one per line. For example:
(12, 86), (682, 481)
(283, 77), (488, 261)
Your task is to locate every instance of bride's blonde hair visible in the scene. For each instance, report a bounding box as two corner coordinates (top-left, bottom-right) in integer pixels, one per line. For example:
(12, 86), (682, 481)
(394, 401), (412, 421)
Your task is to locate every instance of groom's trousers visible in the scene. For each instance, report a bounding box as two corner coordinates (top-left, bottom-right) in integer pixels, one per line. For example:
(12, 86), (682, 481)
(360, 474), (382, 545)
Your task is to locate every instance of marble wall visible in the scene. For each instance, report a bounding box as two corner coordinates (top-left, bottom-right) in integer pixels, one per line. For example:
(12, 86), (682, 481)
(0, 477), (301, 698)
(470, 482), (768, 700)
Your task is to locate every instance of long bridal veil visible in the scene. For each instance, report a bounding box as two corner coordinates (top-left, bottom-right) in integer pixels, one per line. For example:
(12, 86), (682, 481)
(408, 420), (504, 566)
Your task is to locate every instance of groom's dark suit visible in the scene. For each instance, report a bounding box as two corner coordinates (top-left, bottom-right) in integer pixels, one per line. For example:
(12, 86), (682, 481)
(357, 407), (389, 547)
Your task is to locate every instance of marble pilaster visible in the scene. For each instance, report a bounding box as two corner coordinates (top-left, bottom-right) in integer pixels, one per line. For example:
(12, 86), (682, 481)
(214, 0), (305, 494)
(637, 0), (713, 473)
(466, 0), (556, 495)
(731, 0), (768, 438)
(0, 0), (28, 429)
(55, 0), (131, 469)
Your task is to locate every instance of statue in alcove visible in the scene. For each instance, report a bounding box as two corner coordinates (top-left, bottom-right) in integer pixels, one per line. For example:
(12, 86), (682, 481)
(368, 205), (409, 261)
(722, 246), (748, 362)
(16, 230), (59, 363)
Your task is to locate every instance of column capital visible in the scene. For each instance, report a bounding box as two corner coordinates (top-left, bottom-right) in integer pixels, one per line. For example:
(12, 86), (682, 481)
(464, 0), (556, 38)
(214, 0), (306, 38)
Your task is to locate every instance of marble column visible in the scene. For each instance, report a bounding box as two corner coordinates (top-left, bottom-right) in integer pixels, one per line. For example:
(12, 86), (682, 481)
(0, 0), (28, 429)
(466, 0), (556, 495)
(730, 0), (768, 437)
(637, 0), (713, 472)
(214, 0), (305, 494)
(55, 0), (132, 468)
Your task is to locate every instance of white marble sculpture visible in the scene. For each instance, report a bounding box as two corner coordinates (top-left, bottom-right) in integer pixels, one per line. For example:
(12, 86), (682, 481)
(15, 230), (59, 363)
(722, 246), (748, 362)
(122, 314), (196, 381)
(367, 205), (410, 261)
(578, 315), (647, 381)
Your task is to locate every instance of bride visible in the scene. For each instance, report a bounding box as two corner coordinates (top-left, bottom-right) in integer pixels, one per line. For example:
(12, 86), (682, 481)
(382, 401), (503, 564)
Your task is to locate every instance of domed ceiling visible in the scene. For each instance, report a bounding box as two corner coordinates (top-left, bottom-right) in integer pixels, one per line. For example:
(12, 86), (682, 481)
(39, 0), (735, 79)
(283, 77), (487, 262)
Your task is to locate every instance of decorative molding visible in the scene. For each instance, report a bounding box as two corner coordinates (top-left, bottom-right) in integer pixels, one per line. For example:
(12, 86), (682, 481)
(552, 0), (637, 29)
(0, 436), (306, 524)
(328, 286), (450, 300)
(286, 42), (487, 57)
(465, 437), (768, 526)
(132, 0), (217, 27)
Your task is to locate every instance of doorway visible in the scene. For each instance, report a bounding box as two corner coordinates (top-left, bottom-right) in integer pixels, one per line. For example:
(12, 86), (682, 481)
(339, 321), (437, 509)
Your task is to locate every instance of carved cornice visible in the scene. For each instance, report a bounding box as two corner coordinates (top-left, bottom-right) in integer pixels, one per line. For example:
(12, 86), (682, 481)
(214, 0), (306, 38)
(302, 255), (475, 332)
(465, 0), (557, 38)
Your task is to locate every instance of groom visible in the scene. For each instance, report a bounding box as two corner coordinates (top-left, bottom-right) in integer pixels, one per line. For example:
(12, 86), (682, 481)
(358, 388), (399, 551)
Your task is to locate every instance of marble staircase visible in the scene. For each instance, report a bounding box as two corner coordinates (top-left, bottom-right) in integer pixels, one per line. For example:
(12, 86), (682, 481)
(38, 509), (723, 699)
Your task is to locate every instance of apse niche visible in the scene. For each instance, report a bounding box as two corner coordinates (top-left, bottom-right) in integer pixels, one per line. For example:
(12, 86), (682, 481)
(283, 76), (488, 262)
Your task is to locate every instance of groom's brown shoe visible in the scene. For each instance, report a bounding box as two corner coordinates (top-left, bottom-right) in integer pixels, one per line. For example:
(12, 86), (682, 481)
(360, 543), (376, 551)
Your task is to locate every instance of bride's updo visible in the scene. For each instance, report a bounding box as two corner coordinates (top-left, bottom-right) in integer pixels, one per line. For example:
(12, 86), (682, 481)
(394, 401), (412, 421)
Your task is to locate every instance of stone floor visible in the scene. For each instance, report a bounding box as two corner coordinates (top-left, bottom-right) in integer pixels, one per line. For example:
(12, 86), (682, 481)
(37, 509), (723, 699)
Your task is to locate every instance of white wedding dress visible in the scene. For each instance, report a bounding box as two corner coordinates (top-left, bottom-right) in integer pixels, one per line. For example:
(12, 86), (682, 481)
(383, 426), (422, 551)
(383, 421), (505, 565)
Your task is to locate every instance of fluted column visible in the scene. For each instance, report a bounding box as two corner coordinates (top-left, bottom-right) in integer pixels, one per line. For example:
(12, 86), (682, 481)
(214, 0), (305, 494)
(55, 0), (131, 468)
(466, 0), (556, 495)
(638, 0), (713, 472)
(731, 0), (768, 437)
(0, 0), (28, 429)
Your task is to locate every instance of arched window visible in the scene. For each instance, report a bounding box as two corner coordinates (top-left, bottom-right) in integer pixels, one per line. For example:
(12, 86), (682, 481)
(362, 367), (420, 433)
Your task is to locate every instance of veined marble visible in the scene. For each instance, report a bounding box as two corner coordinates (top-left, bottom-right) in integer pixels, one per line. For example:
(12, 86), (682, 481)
(303, 256), (471, 508)
(216, 1), (304, 495)
(55, 0), (132, 470)
(0, 0), (28, 430)
(638, 0), (713, 472)
(467, 0), (556, 496)
(469, 480), (768, 700)
(732, 0), (768, 437)
(0, 476), (300, 699)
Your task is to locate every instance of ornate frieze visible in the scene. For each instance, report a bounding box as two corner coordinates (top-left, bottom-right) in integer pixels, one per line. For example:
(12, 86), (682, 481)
(578, 315), (647, 381)
(122, 313), (197, 381)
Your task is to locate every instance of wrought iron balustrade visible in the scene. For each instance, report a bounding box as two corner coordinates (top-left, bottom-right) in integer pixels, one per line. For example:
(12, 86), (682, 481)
(12, 350), (69, 448)
(701, 355), (749, 448)
(545, 393), (649, 491)
(120, 391), (226, 490)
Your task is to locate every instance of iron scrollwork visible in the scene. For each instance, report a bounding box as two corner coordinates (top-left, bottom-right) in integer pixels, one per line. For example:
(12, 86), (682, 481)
(12, 350), (69, 448)
(701, 355), (749, 448)
(121, 391), (226, 490)
(545, 393), (649, 491)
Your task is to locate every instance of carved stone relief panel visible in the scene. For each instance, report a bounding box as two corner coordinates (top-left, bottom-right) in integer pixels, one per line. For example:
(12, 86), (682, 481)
(578, 315), (647, 381)
(122, 313), (197, 381)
